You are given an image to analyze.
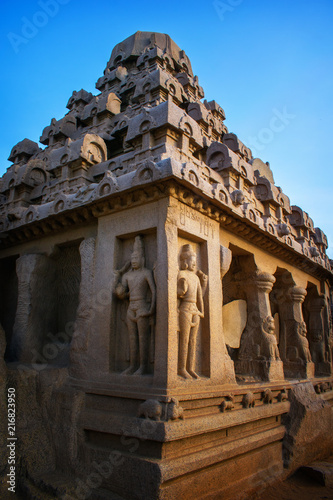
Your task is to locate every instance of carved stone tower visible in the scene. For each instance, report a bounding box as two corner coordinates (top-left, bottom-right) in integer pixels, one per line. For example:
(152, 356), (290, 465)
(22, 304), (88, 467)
(0, 32), (332, 499)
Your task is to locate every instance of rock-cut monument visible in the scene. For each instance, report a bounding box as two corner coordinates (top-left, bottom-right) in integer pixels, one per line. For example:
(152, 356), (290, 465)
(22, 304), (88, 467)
(0, 31), (332, 499)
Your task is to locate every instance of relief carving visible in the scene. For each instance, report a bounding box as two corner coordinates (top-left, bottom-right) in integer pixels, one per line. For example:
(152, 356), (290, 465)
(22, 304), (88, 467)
(305, 293), (331, 375)
(240, 316), (281, 362)
(293, 321), (312, 363)
(307, 297), (325, 364)
(277, 388), (288, 402)
(273, 283), (314, 378)
(177, 244), (208, 380)
(260, 316), (281, 361)
(309, 330), (326, 364)
(166, 398), (184, 421)
(220, 394), (234, 412)
(138, 398), (184, 421)
(114, 235), (156, 375)
(314, 381), (332, 394)
(236, 271), (284, 381)
(262, 388), (273, 404)
(138, 399), (162, 420)
(242, 392), (255, 409)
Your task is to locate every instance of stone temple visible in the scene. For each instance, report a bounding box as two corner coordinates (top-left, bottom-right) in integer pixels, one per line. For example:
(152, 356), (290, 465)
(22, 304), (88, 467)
(0, 31), (332, 499)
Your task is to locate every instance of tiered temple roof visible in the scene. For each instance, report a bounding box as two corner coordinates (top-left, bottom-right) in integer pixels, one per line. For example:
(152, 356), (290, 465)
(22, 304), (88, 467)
(0, 31), (331, 280)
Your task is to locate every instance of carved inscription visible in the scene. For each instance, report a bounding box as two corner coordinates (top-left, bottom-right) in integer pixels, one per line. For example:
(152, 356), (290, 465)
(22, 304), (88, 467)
(179, 205), (214, 239)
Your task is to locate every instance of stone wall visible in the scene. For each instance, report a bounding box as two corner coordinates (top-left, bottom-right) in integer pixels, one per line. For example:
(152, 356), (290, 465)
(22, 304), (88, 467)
(0, 31), (332, 500)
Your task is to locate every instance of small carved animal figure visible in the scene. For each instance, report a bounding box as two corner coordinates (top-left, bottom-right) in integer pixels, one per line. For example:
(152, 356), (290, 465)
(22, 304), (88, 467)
(262, 389), (273, 404)
(295, 322), (312, 362)
(138, 399), (162, 421)
(220, 394), (234, 412)
(314, 383), (322, 394)
(320, 382), (330, 393)
(277, 388), (288, 402)
(166, 398), (184, 420)
(242, 392), (255, 409)
(309, 331), (326, 364)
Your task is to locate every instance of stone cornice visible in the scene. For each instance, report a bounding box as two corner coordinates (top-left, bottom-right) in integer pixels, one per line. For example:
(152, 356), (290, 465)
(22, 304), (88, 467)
(0, 159), (332, 284)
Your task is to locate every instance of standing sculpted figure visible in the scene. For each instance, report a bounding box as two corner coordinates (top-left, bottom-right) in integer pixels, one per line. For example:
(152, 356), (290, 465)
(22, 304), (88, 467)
(261, 316), (281, 360)
(177, 244), (208, 379)
(296, 321), (312, 362)
(114, 236), (156, 375)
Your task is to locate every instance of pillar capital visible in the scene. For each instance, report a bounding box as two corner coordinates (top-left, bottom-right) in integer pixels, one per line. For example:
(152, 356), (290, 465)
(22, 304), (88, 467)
(289, 286), (307, 303)
(251, 271), (276, 293)
(307, 295), (326, 312)
(237, 269), (283, 382)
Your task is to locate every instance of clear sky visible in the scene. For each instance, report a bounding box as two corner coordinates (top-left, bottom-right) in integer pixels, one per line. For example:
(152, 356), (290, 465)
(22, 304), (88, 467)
(1, 0), (332, 256)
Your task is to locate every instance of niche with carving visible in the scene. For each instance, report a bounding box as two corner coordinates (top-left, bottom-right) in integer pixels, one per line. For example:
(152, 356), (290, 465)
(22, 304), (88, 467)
(303, 283), (332, 375)
(177, 235), (209, 379)
(224, 246), (283, 381)
(270, 269), (314, 379)
(112, 231), (157, 375)
(269, 268), (294, 365)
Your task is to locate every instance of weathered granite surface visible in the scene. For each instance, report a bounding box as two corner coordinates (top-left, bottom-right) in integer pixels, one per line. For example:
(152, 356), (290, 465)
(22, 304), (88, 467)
(0, 31), (332, 500)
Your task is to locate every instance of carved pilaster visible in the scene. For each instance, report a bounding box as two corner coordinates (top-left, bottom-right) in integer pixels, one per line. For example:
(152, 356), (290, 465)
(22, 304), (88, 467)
(307, 295), (331, 375)
(279, 286), (314, 379)
(69, 237), (96, 378)
(236, 271), (284, 381)
(11, 254), (57, 362)
(323, 296), (333, 370)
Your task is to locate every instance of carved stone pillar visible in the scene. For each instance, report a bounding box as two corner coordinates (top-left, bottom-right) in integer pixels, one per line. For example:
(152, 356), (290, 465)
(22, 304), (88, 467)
(69, 237), (96, 378)
(278, 286), (314, 379)
(307, 295), (331, 375)
(236, 271), (284, 381)
(11, 254), (57, 363)
(323, 296), (333, 371)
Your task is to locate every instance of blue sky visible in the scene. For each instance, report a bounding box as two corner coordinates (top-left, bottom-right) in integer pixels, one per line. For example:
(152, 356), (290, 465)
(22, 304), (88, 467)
(1, 0), (332, 256)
